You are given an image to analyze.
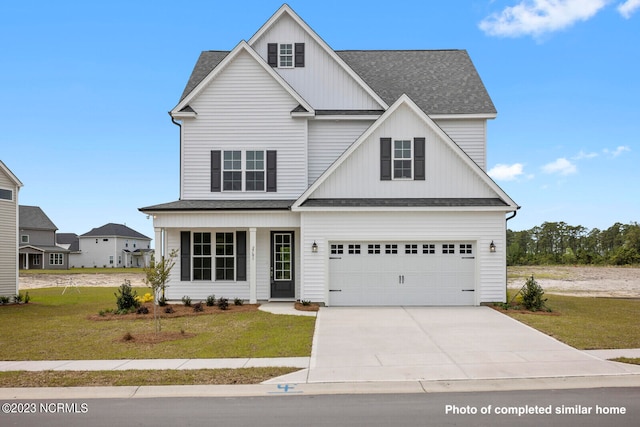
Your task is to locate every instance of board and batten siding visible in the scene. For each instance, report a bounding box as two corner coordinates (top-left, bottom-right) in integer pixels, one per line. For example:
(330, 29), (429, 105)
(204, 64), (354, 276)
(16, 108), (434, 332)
(309, 103), (497, 199)
(0, 173), (18, 296)
(251, 13), (382, 110)
(181, 50), (307, 200)
(300, 211), (507, 305)
(435, 119), (487, 170)
(307, 120), (373, 185)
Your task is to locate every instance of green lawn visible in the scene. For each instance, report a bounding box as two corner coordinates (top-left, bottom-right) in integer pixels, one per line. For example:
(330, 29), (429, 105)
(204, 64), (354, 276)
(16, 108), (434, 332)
(0, 287), (315, 361)
(501, 294), (640, 350)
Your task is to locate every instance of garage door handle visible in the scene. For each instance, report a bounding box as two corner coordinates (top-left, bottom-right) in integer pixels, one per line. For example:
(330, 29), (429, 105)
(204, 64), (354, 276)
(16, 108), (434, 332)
(462, 289), (475, 292)
(398, 275), (405, 284)
(329, 257), (342, 260)
(329, 289), (342, 292)
(462, 256), (475, 259)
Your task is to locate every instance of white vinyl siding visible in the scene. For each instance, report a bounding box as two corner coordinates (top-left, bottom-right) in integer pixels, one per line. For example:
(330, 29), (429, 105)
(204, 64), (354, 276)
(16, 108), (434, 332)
(435, 119), (487, 170)
(309, 103), (496, 199)
(251, 13), (382, 110)
(300, 210), (506, 305)
(307, 120), (373, 185)
(181, 50), (307, 199)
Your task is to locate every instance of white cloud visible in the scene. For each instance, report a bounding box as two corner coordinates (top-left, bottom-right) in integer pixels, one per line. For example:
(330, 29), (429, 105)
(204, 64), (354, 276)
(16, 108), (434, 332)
(479, 0), (610, 37)
(603, 145), (631, 157)
(488, 163), (526, 181)
(618, 0), (640, 18)
(542, 157), (577, 175)
(574, 150), (599, 160)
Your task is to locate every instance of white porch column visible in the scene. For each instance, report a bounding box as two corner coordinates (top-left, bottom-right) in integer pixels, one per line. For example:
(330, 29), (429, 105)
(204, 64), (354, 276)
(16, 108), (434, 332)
(154, 227), (164, 261)
(249, 227), (257, 304)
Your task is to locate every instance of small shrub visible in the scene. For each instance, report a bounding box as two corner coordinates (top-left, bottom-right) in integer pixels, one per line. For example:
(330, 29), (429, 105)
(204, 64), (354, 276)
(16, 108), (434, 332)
(23, 292), (30, 304)
(301, 300), (311, 306)
(0, 296), (10, 304)
(521, 275), (549, 312)
(234, 298), (244, 306)
(122, 332), (134, 341)
(158, 296), (167, 307)
(164, 306), (175, 314)
(136, 306), (150, 315)
(98, 310), (106, 316)
(205, 295), (216, 307)
(217, 297), (229, 310)
(193, 302), (204, 312)
(13, 294), (23, 304)
(115, 280), (141, 311)
(181, 295), (192, 307)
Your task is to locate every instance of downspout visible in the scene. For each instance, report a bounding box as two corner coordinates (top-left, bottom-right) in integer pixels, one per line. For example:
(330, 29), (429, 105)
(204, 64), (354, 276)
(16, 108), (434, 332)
(505, 208), (519, 301)
(170, 113), (182, 200)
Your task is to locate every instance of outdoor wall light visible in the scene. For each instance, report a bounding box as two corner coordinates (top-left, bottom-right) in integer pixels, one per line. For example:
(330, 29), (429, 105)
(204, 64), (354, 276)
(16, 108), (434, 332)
(489, 241), (496, 253)
(312, 241), (318, 253)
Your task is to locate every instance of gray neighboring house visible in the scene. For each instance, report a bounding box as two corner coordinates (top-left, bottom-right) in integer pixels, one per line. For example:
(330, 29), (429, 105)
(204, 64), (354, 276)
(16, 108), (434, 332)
(19, 205), (69, 270)
(0, 161), (23, 297)
(74, 223), (152, 268)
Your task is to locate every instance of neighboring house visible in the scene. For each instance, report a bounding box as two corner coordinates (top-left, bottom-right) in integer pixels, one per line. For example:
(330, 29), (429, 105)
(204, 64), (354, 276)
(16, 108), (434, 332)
(74, 223), (152, 268)
(140, 4), (519, 306)
(19, 205), (69, 270)
(0, 161), (23, 297)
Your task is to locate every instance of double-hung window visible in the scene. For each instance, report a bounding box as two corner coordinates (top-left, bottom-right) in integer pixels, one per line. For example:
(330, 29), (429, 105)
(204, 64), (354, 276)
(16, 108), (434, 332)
(279, 43), (293, 67)
(222, 150), (265, 192)
(393, 140), (412, 179)
(193, 232), (212, 280)
(50, 253), (64, 265)
(245, 151), (265, 191)
(215, 232), (235, 280)
(223, 151), (242, 191)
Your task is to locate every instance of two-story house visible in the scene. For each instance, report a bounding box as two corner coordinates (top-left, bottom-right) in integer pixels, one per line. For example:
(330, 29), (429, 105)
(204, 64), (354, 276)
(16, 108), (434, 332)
(0, 161), (23, 297)
(141, 4), (519, 306)
(73, 223), (152, 268)
(19, 205), (69, 270)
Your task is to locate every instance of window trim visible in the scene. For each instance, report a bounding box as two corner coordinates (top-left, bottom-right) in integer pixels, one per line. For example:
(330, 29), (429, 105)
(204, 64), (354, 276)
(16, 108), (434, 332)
(221, 150), (266, 193)
(0, 188), (12, 201)
(392, 139), (413, 180)
(215, 232), (235, 281)
(279, 43), (294, 68)
(50, 253), (64, 266)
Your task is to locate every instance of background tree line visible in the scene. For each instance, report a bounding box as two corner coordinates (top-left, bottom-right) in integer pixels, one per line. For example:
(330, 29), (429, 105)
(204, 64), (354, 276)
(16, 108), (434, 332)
(507, 221), (640, 266)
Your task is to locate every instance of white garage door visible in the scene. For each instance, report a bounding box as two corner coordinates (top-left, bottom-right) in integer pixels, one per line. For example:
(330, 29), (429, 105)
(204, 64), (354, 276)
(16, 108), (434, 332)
(328, 241), (476, 306)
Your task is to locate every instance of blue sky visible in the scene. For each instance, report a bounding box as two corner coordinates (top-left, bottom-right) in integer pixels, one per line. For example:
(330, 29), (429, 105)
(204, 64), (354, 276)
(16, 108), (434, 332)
(2, 0), (638, 243)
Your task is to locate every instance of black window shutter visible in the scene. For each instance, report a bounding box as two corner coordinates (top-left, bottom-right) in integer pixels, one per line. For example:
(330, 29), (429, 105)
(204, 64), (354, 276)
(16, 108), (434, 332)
(380, 138), (392, 181)
(180, 231), (191, 281)
(266, 150), (277, 192)
(236, 231), (247, 281)
(267, 43), (278, 67)
(414, 137), (426, 180)
(294, 43), (305, 67)
(211, 150), (221, 192)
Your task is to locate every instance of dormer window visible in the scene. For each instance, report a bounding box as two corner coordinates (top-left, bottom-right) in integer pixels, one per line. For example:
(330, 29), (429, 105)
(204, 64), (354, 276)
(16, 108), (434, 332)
(267, 43), (305, 68)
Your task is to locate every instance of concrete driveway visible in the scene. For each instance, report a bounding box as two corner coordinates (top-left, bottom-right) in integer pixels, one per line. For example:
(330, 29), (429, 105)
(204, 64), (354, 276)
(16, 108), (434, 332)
(302, 307), (640, 383)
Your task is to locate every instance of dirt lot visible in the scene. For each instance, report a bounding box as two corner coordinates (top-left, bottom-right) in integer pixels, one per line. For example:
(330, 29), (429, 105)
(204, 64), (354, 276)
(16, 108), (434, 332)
(508, 265), (640, 298)
(19, 266), (640, 298)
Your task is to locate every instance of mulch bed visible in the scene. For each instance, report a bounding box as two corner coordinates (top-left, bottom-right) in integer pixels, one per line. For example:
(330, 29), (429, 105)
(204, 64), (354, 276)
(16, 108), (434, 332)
(490, 304), (561, 316)
(115, 330), (197, 344)
(294, 302), (320, 312)
(89, 302), (260, 321)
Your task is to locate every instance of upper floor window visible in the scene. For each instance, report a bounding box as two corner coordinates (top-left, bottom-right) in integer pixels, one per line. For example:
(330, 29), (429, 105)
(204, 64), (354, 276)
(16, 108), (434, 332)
(380, 137), (425, 181)
(279, 43), (293, 67)
(21, 235), (29, 244)
(0, 188), (12, 201)
(268, 43), (305, 68)
(393, 140), (412, 179)
(211, 150), (276, 193)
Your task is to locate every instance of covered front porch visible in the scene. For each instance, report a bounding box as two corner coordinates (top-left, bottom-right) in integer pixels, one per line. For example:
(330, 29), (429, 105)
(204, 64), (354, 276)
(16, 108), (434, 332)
(143, 202), (302, 304)
(19, 246), (69, 270)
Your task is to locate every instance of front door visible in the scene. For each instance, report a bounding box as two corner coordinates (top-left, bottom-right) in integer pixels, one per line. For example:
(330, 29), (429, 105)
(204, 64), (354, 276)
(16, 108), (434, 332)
(270, 231), (295, 298)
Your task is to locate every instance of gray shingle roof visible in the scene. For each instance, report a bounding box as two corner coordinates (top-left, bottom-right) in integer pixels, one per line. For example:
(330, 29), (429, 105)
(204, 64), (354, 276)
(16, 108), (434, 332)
(81, 223), (150, 240)
(177, 49), (495, 115)
(140, 200), (295, 211)
(56, 233), (80, 252)
(19, 205), (57, 231)
(301, 198), (508, 208)
(336, 50), (496, 115)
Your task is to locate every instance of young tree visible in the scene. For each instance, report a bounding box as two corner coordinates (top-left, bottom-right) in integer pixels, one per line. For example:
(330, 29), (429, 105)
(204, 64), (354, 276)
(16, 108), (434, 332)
(143, 249), (178, 333)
